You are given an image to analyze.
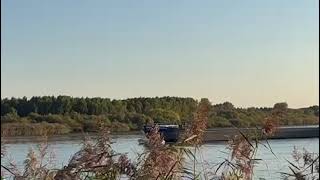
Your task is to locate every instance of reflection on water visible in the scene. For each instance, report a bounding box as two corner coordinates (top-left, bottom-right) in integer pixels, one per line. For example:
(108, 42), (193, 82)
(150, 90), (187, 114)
(1, 134), (319, 179)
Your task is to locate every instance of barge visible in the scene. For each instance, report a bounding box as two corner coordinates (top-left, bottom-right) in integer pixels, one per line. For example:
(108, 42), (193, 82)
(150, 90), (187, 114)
(202, 125), (319, 142)
(141, 125), (319, 144)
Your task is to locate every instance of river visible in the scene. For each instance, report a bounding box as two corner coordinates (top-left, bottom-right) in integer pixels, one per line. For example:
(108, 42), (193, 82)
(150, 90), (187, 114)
(1, 133), (319, 179)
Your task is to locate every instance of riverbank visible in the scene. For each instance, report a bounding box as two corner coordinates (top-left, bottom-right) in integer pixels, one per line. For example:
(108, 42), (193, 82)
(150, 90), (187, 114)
(2, 125), (318, 144)
(1, 131), (142, 144)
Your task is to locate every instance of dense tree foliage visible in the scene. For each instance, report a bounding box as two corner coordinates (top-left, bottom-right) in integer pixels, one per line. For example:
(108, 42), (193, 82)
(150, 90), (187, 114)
(1, 96), (319, 136)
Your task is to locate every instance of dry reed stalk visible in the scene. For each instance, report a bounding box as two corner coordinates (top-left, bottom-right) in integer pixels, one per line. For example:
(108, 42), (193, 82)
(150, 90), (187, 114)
(54, 121), (136, 180)
(136, 126), (183, 179)
(182, 99), (211, 146)
(262, 117), (278, 136)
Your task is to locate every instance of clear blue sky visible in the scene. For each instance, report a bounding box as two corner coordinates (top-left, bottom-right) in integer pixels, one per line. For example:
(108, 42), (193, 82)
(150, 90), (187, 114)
(1, 0), (319, 108)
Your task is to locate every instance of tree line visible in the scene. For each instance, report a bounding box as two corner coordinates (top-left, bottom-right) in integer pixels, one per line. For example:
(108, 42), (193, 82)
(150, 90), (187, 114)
(1, 96), (319, 136)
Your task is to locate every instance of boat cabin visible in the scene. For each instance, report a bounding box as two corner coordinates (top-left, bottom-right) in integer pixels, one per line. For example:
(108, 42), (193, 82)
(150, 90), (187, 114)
(143, 124), (180, 142)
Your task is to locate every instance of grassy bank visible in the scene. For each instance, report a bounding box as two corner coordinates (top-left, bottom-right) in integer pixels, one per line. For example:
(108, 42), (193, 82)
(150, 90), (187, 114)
(1, 113), (135, 136)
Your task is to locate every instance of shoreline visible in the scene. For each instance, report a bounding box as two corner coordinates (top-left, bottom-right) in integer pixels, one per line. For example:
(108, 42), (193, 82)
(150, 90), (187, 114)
(1, 131), (143, 144)
(2, 125), (318, 144)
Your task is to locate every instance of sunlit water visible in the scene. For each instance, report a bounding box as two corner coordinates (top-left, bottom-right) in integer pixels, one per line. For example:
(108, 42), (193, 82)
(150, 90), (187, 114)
(1, 133), (319, 180)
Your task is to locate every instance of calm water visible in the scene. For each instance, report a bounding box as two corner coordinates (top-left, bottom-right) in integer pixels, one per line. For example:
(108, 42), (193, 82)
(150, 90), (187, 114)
(1, 134), (319, 180)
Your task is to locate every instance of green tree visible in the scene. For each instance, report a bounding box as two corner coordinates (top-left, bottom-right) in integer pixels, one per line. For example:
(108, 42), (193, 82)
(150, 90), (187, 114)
(148, 108), (181, 124)
(272, 102), (288, 122)
(73, 98), (88, 114)
(273, 102), (288, 111)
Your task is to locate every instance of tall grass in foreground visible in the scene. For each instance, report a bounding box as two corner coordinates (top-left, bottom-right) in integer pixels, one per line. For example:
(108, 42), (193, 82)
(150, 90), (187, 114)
(1, 99), (319, 180)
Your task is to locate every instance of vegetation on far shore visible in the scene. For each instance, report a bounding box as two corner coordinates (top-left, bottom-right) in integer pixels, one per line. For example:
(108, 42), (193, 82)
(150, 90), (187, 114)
(1, 96), (319, 136)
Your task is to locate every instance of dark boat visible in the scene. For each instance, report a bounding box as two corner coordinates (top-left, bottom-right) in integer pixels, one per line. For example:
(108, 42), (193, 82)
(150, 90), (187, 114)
(143, 124), (180, 143)
(201, 125), (319, 142)
(141, 125), (319, 144)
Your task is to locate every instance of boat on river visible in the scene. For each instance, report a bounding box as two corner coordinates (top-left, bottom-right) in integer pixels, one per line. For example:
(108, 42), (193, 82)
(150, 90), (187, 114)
(202, 125), (319, 142)
(142, 124), (180, 143)
(139, 125), (319, 144)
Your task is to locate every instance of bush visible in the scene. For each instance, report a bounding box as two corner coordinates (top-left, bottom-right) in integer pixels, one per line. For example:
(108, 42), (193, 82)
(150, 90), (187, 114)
(1, 122), (71, 136)
(125, 113), (153, 129)
(1, 112), (20, 123)
(148, 108), (181, 124)
(111, 121), (130, 132)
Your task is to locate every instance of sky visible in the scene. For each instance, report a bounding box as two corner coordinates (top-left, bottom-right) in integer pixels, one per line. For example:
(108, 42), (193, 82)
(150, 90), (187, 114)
(1, 0), (319, 108)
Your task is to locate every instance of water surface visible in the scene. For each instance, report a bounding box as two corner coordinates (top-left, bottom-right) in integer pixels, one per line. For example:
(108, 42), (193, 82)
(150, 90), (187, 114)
(1, 134), (319, 179)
